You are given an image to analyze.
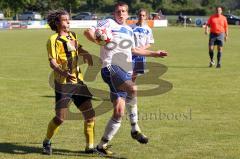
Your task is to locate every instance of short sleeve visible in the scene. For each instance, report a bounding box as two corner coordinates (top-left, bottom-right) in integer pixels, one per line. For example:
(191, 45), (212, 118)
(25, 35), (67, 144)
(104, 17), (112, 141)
(47, 38), (57, 60)
(207, 16), (212, 26)
(130, 30), (136, 49)
(97, 19), (111, 28)
(88, 19), (111, 33)
(147, 28), (154, 44)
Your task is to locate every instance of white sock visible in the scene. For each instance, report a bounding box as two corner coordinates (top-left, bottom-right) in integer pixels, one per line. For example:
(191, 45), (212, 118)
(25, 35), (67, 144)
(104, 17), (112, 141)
(98, 118), (121, 148)
(86, 144), (94, 149)
(126, 97), (141, 132)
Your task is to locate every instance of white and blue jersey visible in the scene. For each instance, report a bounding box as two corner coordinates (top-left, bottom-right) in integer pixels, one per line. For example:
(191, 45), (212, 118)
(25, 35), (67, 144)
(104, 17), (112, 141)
(131, 23), (154, 74)
(95, 18), (135, 74)
(92, 19), (135, 100)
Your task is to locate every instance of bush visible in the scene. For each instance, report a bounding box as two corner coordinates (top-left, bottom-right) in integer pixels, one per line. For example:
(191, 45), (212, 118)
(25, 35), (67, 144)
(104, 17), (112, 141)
(162, 7), (207, 16)
(131, 2), (153, 14)
(232, 9), (240, 16)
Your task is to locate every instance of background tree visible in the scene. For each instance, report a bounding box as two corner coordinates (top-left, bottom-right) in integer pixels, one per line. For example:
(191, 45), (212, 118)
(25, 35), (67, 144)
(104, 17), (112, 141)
(1, 0), (240, 18)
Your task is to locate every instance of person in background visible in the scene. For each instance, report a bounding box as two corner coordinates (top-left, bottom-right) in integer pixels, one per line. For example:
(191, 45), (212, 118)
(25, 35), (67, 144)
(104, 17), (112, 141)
(127, 8), (155, 145)
(205, 6), (228, 68)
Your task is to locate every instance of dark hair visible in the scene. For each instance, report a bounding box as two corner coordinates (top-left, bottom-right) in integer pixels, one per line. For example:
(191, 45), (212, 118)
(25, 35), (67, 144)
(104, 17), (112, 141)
(137, 8), (149, 17)
(47, 10), (69, 31)
(115, 2), (129, 12)
(216, 6), (224, 11)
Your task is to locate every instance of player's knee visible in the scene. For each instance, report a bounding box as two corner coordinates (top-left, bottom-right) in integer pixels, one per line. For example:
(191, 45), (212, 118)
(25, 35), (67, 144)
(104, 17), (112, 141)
(218, 47), (223, 52)
(127, 85), (137, 96)
(132, 85), (137, 94)
(209, 46), (214, 51)
(113, 108), (125, 119)
(53, 116), (64, 125)
(83, 110), (96, 121)
(112, 98), (125, 119)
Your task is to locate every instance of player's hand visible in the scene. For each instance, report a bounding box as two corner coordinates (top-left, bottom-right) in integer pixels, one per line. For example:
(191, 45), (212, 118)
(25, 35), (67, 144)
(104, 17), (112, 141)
(155, 50), (168, 58)
(61, 70), (75, 80)
(205, 30), (208, 35)
(82, 53), (93, 66)
(224, 36), (228, 42)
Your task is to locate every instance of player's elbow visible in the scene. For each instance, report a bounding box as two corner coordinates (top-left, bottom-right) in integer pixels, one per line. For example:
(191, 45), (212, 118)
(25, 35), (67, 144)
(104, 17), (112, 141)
(49, 61), (54, 70)
(132, 48), (141, 55)
(49, 59), (56, 70)
(132, 48), (146, 56)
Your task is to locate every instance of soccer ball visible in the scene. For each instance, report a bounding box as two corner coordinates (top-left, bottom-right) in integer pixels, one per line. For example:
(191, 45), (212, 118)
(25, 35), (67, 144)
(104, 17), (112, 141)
(95, 27), (113, 46)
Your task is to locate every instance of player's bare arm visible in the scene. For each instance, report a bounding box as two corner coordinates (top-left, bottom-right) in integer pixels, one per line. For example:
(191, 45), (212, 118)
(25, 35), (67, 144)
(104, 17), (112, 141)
(225, 29), (229, 42)
(132, 47), (168, 57)
(84, 29), (98, 44)
(205, 25), (209, 35)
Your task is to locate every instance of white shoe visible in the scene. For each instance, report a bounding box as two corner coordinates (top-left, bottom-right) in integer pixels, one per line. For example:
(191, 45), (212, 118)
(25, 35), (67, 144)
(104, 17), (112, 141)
(209, 61), (215, 67)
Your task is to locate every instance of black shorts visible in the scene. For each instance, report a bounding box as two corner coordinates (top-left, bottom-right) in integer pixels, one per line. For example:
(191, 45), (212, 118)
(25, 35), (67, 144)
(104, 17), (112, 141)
(54, 81), (92, 109)
(209, 33), (224, 47)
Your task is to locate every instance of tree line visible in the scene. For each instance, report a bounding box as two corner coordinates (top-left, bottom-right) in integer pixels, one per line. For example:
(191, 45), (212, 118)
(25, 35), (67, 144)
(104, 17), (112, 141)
(1, 0), (240, 17)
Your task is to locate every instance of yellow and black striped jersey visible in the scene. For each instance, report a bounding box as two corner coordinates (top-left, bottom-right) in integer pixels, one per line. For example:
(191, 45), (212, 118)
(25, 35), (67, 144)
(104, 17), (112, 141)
(47, 31), (83, 84)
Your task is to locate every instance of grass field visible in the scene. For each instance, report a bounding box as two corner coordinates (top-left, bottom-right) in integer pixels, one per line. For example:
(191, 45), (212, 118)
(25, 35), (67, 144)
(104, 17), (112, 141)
(0, 26), (240, 159)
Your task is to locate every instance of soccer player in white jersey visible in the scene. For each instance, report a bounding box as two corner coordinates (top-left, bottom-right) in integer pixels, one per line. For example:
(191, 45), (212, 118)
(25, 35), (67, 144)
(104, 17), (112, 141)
(131, 8), (154, 81)
(124, 8), (155, 145)
(84, 2), (167, 156)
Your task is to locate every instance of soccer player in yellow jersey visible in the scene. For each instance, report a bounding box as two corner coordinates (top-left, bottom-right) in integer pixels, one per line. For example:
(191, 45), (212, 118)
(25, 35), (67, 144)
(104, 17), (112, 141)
(42, 10), (95, 155)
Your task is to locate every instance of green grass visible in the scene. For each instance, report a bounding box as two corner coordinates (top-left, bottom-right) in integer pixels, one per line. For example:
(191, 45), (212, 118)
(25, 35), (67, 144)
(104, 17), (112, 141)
(0, 26), (240, 159)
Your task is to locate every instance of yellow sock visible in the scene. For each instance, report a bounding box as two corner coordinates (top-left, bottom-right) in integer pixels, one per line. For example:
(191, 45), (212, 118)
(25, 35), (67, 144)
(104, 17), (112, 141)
(84, 121), (95, 149)
(45, 118), (60, 141)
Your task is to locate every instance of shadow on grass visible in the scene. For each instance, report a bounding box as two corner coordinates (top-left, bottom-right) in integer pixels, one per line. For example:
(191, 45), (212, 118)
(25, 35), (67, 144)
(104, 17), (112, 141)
(40, 95), (110, 102)
(41, 95), (55, 98)
(167, 65), (209, 69)
(0, 142), (127, 159)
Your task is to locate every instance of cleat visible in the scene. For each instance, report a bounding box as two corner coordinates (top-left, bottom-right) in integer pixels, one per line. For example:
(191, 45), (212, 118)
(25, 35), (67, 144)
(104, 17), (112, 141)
(216, 63), (221, 68)
(209, 61), (215, 67)
(131, 131), (149, 144)
(96, 145), (113, 156)
(42, 141), (52, 155)
(84, 147), (97, 154)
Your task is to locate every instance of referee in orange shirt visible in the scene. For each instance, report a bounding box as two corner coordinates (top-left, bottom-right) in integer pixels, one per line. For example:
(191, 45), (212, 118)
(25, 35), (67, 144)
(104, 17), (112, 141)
(205, 6), (228, 68)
